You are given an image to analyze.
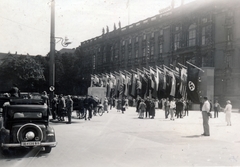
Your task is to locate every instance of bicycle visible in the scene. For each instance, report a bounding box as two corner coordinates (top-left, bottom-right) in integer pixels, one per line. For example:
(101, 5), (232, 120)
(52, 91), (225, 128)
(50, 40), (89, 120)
(93, 104), (104, 116)
(76, 109), (86, 119)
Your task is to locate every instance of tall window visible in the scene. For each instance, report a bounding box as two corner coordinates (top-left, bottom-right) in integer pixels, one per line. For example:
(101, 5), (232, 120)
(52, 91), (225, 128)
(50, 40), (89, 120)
(174, 33), (180, 50)
(201, 25), (211, 45)
(160, 29), (163, 36)
(110, 46), (113, 61)
(135, 49), (139, 58)
(143, 34), (146, 40)
(159, 43), (163, 54)
(103, 46), (106, 63)
(188, 23), (197, 47)
(115, 44), (119, 60)
(135, 36), (139, 43)
(93, 54), (96, 70)
(151, 32), (154, 38)
(150, 45), (154, 56)
(129, 38), (132, 44)
(128, 50), (132, 59)
(142, 47), (146, 57)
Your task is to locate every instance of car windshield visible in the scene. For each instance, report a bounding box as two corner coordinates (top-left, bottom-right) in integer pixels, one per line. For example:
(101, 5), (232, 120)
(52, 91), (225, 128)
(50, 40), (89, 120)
(13, 112), (43, 119)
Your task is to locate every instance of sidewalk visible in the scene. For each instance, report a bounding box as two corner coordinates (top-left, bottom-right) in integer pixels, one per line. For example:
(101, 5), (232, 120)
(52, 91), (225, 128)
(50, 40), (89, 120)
(108, 107), (240, 166)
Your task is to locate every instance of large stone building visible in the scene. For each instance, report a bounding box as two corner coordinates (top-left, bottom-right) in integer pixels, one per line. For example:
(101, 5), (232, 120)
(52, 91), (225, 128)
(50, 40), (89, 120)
(76, 0), (240, 108)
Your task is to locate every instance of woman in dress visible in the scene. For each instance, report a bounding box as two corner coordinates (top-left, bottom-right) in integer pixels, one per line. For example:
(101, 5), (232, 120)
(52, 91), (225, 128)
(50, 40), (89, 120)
(138, 99), (146, 119)
(224, 100), (232, 126)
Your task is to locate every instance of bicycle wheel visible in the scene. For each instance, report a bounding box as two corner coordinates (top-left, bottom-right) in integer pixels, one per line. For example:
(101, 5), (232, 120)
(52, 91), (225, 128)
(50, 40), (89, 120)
(77, 110), (86, 119)
(98, 107), (104, 116)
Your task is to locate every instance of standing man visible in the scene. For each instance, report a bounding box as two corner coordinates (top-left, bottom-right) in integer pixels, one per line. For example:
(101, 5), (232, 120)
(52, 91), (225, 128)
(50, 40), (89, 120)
(164, 98), (170, 119)
(149, 99), (156, 119)
(58, 94), (66, 121)
(201, 97), (211, 136)
(51, 94), (58, 120)
(214, 100), (221, 118)
(145, 97), (151, 118)
(66, 95), (73, 124)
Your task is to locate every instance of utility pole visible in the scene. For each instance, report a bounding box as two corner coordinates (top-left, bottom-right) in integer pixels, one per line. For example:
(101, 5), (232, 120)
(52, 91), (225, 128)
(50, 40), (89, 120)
(49, 0), (55, 101)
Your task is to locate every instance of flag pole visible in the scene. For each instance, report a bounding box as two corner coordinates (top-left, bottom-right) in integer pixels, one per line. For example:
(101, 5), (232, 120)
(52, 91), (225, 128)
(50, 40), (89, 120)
(136, 68), (144, 73)
(178, 63), (187, 69)
(131, 69), (138, 74)
(186, 61), (205, 72)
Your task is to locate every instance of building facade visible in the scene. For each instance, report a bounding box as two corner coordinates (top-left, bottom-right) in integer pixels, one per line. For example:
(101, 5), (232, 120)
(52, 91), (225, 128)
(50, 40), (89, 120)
(77, 0), (240, 108)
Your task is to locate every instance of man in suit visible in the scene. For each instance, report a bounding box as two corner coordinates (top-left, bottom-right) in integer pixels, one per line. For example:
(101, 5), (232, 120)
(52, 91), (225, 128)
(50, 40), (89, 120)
(201, 97), (211, 136)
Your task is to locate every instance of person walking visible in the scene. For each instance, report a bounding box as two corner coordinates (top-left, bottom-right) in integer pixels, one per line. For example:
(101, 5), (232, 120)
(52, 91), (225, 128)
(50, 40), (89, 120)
(184, 100), (189, 116)
(121, 98), (126, 114)
(224, 100), (232, 126)
(138, 99), (146, 119)
(66, 95), (73, 124)
(103, 97), (109, 113)
(175, 99), (184, 118)
(164, 98), (170, 119)
(109, 97), (113, 110)
(149, 99), (156, 119)
(83, 95), (91, 120)
(214, 100), (221, 118)
(201, 97), (211, 136)
(116, 98), (122, 112)
(125, 98), (129, 109)
(169, 98), (176, 121)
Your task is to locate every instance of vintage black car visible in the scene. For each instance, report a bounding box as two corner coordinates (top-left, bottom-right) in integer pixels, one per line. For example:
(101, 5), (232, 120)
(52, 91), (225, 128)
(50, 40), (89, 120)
(0, 97), (57, 153)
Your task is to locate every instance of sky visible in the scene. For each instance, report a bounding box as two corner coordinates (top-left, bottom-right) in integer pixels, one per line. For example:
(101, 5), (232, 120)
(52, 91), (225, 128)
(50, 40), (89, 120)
(0, 0), (195, 56)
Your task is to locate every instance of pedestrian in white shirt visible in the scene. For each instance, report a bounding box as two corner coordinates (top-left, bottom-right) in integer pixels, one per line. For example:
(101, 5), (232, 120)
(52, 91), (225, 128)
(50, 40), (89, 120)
(169, 98), (176, 121)
(224, 100), (232, 126)
(201, 97), (210, 136)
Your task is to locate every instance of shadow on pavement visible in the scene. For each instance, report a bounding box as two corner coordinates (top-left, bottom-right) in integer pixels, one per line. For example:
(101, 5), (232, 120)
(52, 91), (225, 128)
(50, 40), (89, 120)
(182, 135), (202, 138)
(0, 147), (47, 160)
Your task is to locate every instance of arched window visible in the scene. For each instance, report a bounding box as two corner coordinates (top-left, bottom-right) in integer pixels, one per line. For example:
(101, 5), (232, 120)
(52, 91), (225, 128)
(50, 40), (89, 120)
(188, 23), (197, 47)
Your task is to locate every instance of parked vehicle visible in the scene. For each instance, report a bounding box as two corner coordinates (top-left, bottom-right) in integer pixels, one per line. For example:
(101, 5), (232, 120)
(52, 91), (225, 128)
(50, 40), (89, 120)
(0, 97), (57, 154)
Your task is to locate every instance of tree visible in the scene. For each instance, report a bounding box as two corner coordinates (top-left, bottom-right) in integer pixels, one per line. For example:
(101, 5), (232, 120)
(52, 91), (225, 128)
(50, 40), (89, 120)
(0, 54), (45, 92)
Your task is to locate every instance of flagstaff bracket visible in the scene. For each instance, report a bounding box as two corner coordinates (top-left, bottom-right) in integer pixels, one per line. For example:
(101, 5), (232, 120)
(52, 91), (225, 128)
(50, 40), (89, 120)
(55, 37), (72, 47)
(186, 61), (205, 72)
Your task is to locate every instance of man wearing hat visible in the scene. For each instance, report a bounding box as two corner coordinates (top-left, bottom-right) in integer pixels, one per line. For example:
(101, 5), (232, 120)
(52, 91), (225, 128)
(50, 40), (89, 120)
(201, 97), (211, 136)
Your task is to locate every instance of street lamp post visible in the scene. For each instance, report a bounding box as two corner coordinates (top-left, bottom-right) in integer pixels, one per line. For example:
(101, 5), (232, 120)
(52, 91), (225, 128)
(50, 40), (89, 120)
(49, 0), (55, 101)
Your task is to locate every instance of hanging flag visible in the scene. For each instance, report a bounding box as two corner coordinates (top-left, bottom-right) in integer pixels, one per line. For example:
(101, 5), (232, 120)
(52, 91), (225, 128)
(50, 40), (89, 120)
(156, 68), (164, 99)
(150, 68), (158, 99)
(187, 65), (200, 104)
(179, 68), (187, 99)
(119, 72), (125, 97)
(163, 67), (167, 90)
(169, 71), (176, 97)
(140, 72), (147, 99)
(163, 67), (171, 98)
(130, 73), (137, 98)
(124, 74), (130, 97)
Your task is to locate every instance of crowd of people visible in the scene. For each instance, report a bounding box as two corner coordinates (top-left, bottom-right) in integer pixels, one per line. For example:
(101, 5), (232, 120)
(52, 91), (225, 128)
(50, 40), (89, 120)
(0, 84), (234, 131)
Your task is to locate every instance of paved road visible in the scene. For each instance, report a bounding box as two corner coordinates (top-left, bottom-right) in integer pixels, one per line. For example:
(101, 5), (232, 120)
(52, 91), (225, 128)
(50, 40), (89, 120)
(1, 107), (240, 167)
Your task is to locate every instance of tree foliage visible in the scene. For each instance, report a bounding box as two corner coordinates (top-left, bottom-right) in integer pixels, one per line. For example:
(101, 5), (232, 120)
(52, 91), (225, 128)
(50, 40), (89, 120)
(0, 49), (87, 95)
(0, 54), (45, 91)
